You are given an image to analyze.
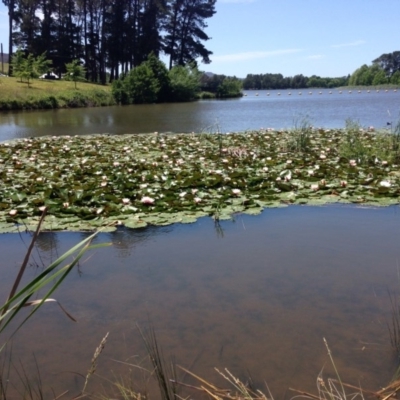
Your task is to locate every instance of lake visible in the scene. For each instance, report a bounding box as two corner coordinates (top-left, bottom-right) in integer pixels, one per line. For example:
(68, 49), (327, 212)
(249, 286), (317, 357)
(0, 92), (400, 398)
(0, 89), (400, 141)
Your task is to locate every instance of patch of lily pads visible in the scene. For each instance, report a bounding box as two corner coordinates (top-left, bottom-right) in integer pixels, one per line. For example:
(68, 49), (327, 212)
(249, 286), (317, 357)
(0, 128), (400, 233)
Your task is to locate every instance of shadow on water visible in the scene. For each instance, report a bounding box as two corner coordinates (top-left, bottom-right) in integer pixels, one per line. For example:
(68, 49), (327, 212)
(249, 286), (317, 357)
(1, 205), (400, 397)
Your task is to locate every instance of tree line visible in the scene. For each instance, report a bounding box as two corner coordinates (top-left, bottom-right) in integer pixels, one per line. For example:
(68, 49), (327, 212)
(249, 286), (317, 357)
(243, 73), (349, 90)
(2, 0), (216, 83)
(348, 51), (400, 86)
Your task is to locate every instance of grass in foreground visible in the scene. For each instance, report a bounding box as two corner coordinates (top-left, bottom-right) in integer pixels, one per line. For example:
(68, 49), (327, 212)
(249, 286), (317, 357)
(0, 76), (114, 110)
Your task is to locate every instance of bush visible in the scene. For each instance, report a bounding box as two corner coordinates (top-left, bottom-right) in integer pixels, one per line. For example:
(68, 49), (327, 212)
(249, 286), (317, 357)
(169, 64), (200, 102)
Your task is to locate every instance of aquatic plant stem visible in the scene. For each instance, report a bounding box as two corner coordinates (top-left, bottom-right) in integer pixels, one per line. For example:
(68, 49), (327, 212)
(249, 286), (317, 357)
(0, 208), (47, 325)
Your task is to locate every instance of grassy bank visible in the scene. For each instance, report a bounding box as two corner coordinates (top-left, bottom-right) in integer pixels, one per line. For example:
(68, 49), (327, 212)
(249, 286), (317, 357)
(1, 124), (400, 233)
(0, 76), (115, 110)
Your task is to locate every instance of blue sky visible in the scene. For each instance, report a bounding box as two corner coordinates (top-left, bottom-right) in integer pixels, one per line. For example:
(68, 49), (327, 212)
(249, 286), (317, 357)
(0, 0), (399, 78)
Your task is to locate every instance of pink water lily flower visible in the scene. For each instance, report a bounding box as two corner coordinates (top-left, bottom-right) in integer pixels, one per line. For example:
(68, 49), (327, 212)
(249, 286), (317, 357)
(141, 196), (155, 205)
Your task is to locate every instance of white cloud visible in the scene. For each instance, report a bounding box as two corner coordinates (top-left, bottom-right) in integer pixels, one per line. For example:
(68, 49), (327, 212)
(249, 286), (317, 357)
(331, 40), (366, 48)
(212, 49), (303, 63)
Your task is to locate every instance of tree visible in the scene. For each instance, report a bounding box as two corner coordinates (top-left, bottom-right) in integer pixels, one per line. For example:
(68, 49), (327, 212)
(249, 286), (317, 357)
(373, 51), (400, 78)
(143, 52), (171, 102)
(11, 50), (51, 86)
(169, 63), (200, 101)
(216, 77), (242, 98)
(64, 59), (86, 88)
(164, 0), (216, 69)
(125, 63), (160, 103)
(11, 48), (26, 82)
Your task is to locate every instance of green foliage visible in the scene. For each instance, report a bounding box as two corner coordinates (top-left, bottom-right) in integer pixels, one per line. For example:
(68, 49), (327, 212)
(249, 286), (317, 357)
(11, 50), (52, 87)
(143, 53), (171, 102)
(243, 72), (348, 89)
(348, 64), (383, 86)
(373, 51), (400, 77)
(169, 64), (200, 102)
(64, 59), (86, 89)
(391, 71), (400, 85)
(126, 63), (160, 104)
(216, 77), (242, 98)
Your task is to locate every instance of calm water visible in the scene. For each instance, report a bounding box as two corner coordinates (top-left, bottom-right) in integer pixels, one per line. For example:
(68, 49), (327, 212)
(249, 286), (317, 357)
(0, 89), (400, 140)
(1, 93), (400, 397)
(1, 205), (399, 397)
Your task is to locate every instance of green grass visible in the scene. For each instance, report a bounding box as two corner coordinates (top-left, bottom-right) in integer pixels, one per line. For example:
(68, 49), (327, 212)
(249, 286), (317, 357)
(0, 76), (115, 110)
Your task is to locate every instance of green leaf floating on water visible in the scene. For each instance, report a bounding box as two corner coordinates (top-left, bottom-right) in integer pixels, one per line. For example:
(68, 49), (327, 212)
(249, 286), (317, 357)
(1, 129), (400, 232)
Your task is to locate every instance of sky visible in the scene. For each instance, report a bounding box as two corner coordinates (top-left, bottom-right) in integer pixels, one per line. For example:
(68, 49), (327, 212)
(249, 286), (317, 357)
(0, 0), (399, 78)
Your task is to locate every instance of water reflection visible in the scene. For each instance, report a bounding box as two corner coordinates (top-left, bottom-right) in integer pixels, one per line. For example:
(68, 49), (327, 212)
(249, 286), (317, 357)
(0, 205), (399, 398)
(1, 90), (400, 141)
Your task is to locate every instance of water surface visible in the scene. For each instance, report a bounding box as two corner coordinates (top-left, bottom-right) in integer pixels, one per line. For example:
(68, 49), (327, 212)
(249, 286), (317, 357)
(0, 89), (399, 141)
(0, 205), (398, 398)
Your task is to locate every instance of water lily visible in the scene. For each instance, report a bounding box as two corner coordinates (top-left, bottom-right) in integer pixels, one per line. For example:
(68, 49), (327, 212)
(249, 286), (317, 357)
(113, 162), (120, 167)
(380, 181), (391, 188)
(319, 154), (326, 159)
(311, 184), (319, 191)
(141, 196), (155, 205)
(101, 181), (107, 187)
(349, 159), (357, 167)
(194, 197), (202, 203)
(340, 180), (347, 187)
(122, 198), (130, 205)
(179, 192), (187, 198)
(63, 202), (69, 208)
(232, 188), (241, 195)
(9, 209), (17, 216)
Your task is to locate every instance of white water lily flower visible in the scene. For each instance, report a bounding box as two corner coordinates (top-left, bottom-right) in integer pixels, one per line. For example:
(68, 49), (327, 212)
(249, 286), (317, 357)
(194, 197), (202, 203)
(311, 184), (319, 191)
(179, 192), (187, 198)
(102, 175), (107, 180)
(192, 189), (198, 194)
(319, 154), (326, 159)
(122, 198), (130, 205)
(382, 161), (388, 166)
(162, 155), (169, 159)
(340, 180), (347, 187)
(222, 159), (229, 163)
(140, 159), (146, 163)
(141, 196), (155, 204)
(308, 170), (314, 176)
(63, 202), (69, 208)
(262, 167), (269, 172)
(9, 210), (17, 216)
(140, 184), (148, 189)
(199, 157), (205, 161)
(284, 171), (292, 181)
(349, 159), (357, 166)
(101, 181), (107, 187)
(380, 181), (391, 188)
(266, 157), (272, 161)
(36, 177), (43, 182)
(232, 188), (241, 195)
(39, 206), (46, 212)
(286, 160), (292, 164)
(113, 162), (120, 167)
